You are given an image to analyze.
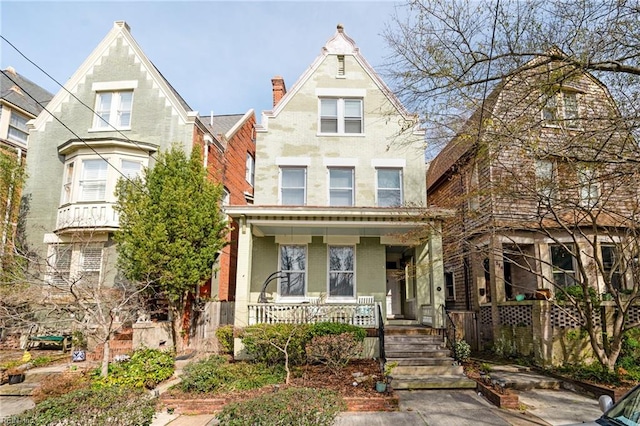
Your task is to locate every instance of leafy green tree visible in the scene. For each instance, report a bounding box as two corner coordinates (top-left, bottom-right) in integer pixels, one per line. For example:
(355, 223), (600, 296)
(115, 146), (228, 347)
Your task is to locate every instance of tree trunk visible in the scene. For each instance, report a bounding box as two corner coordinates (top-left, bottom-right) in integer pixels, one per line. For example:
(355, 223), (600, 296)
(101, 339), (110, 378)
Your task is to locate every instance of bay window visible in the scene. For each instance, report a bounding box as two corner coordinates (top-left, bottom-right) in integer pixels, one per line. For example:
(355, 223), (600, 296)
(79, 159), (108, 201)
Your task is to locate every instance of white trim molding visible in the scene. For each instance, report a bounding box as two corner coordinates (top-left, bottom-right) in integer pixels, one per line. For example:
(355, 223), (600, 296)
(371, 159), (406, 168)
(323, 158), (359, 167)
(276, 157), (312, 166)
(91, 80), (139, 91)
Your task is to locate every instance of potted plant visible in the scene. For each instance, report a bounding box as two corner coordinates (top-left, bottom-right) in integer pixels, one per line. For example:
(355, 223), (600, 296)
(376, 361), (397, 392)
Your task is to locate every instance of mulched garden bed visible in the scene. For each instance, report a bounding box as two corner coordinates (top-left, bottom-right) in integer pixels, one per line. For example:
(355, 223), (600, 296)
(161, 359), (398, 414)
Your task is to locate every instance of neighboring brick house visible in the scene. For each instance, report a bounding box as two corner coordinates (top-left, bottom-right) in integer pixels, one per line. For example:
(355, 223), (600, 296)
(22, 22), (242, 335)
(426, 54), (639, 363)
(0, 67), (53, 257)
(226, 25), (450, 355)
(200, 111), (256, 302)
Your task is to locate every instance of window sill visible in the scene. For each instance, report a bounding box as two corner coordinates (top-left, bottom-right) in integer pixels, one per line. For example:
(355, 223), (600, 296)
(88, 127), (131, 132)
(316, 132), (366, 137)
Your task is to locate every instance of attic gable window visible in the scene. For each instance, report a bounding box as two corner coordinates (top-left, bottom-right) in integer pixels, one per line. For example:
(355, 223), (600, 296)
(542, 91), (579, 128)
(92, 91), (133, 130)
(319, 98), (363, 135)
(337, 55), (345, 76)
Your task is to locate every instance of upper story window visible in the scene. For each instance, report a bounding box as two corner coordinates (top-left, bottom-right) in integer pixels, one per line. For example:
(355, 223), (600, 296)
(377, 168), (402, 207)
(337, 55), (345, 76)
(328, 245), (355, 298)
(578, 166), (599, 208)
(550, 244), (577, 288)
(120, 159), (142, 179)
(329, 167), (354, 206)
(79, 159), (108, 201)
(542, 91), (579, 128)
(245, 153), (255, 187)
(280, 167), (306, 205)
(535, 159), (557, 201)
(8, 111), (29, 145)
(319, 98), (363, 134)
(279, 245), (307, 298)
(93, 91), (133, 130)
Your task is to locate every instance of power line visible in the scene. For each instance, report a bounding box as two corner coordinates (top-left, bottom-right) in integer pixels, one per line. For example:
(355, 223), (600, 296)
(0, 35), (228, 184)
(0, 68), (144, 191)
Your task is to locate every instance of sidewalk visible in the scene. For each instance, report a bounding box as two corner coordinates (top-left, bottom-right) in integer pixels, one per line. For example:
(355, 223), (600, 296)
(150, 365), (605, 426)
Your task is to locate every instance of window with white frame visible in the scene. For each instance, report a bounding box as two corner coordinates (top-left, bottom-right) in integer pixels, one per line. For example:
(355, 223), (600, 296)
(80, 244), (103, 283)
(542, 91), (579, 127)
(601, 244), (624, 291)
(578, 166), (599, 208)
(8, 111), (29, 145)
(79, 159), (108, 201)
(329, 167), (354, 206)
(279, 245), (306, 298)
(120, 159), (141, 179)
(280, 167), (306, 205)
(51, 244), (72, 288)
(319, 98), (363, 134)
(535, 159), (557, 201)
(328, 246), (355, 298)
(245, 153), (255, 186)
(62, 162), (75, 204)
(377, 168), (402, 207)
(93, 91), (133, 129)
(550, 244), (577, 288)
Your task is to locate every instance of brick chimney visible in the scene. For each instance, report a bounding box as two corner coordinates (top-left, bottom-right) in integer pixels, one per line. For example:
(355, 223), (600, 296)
(271, 76), (286, 107)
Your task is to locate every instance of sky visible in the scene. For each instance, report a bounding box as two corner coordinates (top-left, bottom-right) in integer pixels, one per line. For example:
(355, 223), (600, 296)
(0, 0), (403, 119)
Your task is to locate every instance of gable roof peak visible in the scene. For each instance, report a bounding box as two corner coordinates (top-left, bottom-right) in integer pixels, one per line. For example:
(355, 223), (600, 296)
(323, 24), (358, 55)
(113, 20), (131, 31)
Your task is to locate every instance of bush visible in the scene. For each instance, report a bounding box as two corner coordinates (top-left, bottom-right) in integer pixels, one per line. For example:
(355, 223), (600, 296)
(240, 323), (312, 366)
(216, 325), (235, 354)
(178, 355), (284, 394)
(217, 387), (345, 426)
(32, 370), (92, 403)
(6, 385), (157, 426)
(557, 362), (621, 386)
(93, 348), (175, 389)
(309, 322), (367, 341)
(306, 332), (363, 375)
(453, 340), (471, 362)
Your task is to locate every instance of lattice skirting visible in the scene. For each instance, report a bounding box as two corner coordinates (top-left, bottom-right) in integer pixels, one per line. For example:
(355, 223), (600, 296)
(479, 305), (532, 327)
(551, 305), (601, 329)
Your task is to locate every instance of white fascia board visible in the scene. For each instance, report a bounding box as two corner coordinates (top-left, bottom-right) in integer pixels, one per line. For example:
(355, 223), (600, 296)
(371, 159), (406, 168)
(323, 158), (359, 167)
(225, 109), (255, 140)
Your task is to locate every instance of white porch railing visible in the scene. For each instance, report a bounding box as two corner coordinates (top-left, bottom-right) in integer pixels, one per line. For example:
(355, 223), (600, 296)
(56, 202), (119, 231)
(248, 303), (379, 327)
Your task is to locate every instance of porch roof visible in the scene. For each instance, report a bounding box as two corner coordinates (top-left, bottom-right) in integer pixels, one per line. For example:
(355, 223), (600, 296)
(224, 205), (453, 238)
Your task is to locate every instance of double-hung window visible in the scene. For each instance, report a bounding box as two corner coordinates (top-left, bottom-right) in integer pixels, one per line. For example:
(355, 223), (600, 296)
(550, 244), (576, 288)
(535, 159), (557, 201)
(93, 91), (133, 129)
(542, 91), (579, 127)
(80, 159), (108, 201)
(279, 245), (306, 298)
(578, 166), (599, 208)
(280, 167), (306, 205)
(80, 244), (103, 284)
(329, 167), (354, 206)
(319, 98), (363, 134)
(121, 159), (142, 179)
(601, 245), (623, 291)
(329, 246), (355, 298)
(51, 244), (72, 289)
(8, 112), (29, 145)
(377, 168), (402, 207)
(246, 153), (255, 187)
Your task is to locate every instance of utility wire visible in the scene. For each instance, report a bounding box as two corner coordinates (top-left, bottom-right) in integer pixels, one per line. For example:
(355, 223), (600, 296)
(0, 35), (227, 184)
(0, 68), (144, 191)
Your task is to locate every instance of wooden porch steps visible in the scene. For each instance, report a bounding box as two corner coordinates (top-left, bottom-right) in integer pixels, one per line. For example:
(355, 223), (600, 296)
(385, 326), (476, 390)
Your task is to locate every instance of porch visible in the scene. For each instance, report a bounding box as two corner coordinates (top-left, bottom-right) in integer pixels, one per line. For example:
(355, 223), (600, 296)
(248, 302), (380, 327)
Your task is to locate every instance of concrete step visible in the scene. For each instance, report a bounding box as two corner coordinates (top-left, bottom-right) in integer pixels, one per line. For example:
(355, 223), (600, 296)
(391, 375), (477, 390)
(385, 325), (441, 335)
(385, 343), (444, 352)
(392, 364), (464, 376)
(386, 349), (451, 358)
(385, 334), (444, 343)
(387, 357), (457, 367)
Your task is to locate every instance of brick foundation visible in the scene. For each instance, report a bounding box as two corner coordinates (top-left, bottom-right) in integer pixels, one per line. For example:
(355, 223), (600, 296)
(160, 393), (399, 415)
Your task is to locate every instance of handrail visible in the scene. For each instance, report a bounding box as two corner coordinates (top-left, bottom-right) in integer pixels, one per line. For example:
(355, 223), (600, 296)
(377, 303), (386, 366)
(257, 271), (284, 303)
(443, 305), (458, 361)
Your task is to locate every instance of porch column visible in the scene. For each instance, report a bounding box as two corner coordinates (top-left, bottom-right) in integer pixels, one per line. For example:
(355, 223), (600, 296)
(428, 223), (445, 328)
(233, 219), (254, 358)
(489, 234), (505, 339)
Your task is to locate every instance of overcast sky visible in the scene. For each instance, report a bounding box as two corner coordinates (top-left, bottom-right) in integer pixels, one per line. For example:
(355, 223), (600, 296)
(1, 1), (402, 119)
